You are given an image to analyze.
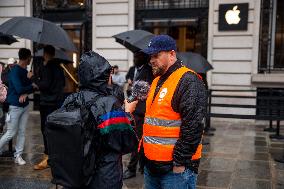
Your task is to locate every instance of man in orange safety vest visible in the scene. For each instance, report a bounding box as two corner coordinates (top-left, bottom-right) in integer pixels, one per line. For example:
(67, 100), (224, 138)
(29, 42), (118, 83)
(125, 35), (207, 189)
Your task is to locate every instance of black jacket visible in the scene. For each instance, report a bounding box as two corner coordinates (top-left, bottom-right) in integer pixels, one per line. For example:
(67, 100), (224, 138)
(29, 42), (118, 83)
(144, 60), (207, 174)
(133, 64), (154, 116)
(32, 59), (65, 106)
(64, 51), (138, 189)
(125, 66), (135, 81)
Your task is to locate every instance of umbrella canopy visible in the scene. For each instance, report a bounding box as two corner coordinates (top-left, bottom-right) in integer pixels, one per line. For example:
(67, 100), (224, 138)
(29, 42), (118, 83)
(0, 17), (77, 51)
(113, 30), (154, 52)
(35, 48), (73, 64)
(177, 52), (213, 73)
(0, 32), (18, 45)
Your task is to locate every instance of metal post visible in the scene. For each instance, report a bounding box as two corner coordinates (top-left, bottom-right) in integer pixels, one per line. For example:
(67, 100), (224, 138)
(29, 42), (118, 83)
(204, 89), (215, 136)
(206, 89), (212, 130)
(270, 90), (284, 140)
(276, 120), (280, 136)
(264, 89), (276, 132)
(8, 140), (12, 152)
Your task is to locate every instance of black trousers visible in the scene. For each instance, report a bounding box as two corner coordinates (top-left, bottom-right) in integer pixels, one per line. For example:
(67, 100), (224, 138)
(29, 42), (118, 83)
(127, 114), (145, 172)
(40, 104), (58, 155)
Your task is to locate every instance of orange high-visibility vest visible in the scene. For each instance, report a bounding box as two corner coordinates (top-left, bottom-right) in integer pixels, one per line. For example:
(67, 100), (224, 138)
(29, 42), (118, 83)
(142, 66), (202, 162)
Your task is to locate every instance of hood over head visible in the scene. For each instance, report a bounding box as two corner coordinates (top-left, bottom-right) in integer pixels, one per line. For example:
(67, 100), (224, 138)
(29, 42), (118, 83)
(78, 51), (112, 94)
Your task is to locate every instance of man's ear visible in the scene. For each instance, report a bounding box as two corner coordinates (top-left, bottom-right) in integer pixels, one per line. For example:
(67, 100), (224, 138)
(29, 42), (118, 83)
(169, 50), (177, 61)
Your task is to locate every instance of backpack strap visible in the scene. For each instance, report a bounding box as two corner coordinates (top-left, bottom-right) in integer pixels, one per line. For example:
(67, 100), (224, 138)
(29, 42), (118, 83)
(84, 94), (103, 109)
(64, 92), (103, 111)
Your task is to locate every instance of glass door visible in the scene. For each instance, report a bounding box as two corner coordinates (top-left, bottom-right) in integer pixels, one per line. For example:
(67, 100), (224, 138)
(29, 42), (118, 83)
(141, 19), (206, 56)
(61, 23), (85, 94)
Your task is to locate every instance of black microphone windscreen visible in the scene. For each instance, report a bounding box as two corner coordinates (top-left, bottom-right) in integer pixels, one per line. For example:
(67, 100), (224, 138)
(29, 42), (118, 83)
(129, 81), (150, 101)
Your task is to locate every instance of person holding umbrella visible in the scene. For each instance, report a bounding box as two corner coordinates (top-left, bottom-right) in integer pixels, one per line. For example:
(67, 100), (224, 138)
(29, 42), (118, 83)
(113, 30), (155, 179)
(123, 51), (154, 179)
(30, 45), (65, 170)
(125, 35), (207, 189)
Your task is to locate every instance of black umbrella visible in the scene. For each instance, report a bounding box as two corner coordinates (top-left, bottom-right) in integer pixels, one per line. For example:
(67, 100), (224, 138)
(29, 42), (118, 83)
(35, 48), (73, 64)
(0, 32), (18, 45)
(113, 30), (154, 52)
(177, 52), (213, 73)
(0, 17), (76, 51)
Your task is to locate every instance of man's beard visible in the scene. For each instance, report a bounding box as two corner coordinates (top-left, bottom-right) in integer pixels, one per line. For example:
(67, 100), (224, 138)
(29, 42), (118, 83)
(152, 65), (167, 77)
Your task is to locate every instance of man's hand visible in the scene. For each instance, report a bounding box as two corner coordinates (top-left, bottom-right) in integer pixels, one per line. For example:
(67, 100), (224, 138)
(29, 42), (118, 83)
(19, 94), (28, 103)
(124, 99), (138, 114)
(173, 166), (185, 173)
(27, 71), (33, 79)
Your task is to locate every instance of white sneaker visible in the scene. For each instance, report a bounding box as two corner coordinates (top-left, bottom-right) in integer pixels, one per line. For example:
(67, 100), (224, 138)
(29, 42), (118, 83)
(15, 155), (26, 165)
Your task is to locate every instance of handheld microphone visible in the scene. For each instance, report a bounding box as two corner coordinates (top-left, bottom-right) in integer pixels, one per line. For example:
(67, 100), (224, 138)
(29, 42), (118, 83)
(127, 81), (150, 103)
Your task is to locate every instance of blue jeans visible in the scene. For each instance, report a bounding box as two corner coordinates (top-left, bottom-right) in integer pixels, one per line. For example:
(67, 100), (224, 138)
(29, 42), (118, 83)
(0, 105), (29, 157)
(144, 167), (197, 189)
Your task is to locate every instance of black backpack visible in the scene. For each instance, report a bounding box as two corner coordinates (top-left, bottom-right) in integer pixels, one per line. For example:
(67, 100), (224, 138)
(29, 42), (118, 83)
(46, 93), (100, 188)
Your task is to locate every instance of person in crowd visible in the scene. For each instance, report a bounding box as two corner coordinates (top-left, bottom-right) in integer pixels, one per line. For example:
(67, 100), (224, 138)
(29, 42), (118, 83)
(62, 51), (138, 189)
(1, 57), (17, 88)
(125, 52), (153, 95)
(125, 66), (135, 97)
(125, 35), (207, 189)
(30, 45), (65, 170)
(123, 51), (154, 179)
(0, 64), (6, 134)
(0, 57), (17, 126)
(0, 48), (35, 165)
(111, 65), (126, 87)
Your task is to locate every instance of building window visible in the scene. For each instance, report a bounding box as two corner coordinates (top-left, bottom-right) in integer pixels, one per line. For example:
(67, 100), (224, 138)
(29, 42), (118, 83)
(274, 0), (284, 69)
(136, 0), (209, 10)
(135, 0), (208, 57)
(259, 0), (284, 73)
(42, 0), (85, 9)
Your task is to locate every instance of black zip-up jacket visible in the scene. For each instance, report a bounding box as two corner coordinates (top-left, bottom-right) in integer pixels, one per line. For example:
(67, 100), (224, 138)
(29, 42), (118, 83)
(144, 60), (207, 175)
(32, 59), (65, 106)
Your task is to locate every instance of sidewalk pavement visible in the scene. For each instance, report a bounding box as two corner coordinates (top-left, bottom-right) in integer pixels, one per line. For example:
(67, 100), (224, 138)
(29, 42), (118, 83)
(0, 113), (283, 189)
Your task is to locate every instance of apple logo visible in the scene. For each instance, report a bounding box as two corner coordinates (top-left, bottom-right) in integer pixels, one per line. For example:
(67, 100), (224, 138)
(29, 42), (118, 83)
(225, 5), (241, 25)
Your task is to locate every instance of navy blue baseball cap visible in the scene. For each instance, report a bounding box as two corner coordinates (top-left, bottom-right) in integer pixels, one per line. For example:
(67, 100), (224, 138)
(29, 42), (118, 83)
(142, 35), (177, 55)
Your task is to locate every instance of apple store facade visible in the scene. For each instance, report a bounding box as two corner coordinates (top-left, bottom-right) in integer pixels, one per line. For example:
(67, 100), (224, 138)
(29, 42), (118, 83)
(133, 0), (284, 118)
(1, 0), (284, 118)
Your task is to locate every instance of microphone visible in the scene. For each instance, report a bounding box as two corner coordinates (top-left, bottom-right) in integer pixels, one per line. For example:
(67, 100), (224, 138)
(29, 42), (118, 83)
(127, 81), (150, 103)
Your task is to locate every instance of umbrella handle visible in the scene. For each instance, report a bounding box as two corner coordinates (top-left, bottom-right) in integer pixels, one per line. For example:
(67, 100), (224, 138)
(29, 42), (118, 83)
(60, 63), (78, 85)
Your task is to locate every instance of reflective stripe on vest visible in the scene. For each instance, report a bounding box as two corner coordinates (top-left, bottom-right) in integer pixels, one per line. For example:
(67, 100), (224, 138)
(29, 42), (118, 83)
(144, 117), (181, 138)
(144, 136), (203, 161)
(145, 117), (182, 127)
(143, 66), (202, 161)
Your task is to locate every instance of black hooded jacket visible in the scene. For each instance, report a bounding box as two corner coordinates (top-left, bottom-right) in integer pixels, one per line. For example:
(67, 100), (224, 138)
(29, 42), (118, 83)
(63, 51), (138, 189)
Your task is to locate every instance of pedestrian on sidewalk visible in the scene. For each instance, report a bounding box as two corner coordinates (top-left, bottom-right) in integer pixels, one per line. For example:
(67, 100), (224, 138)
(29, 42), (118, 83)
(125, 35), (207, 189)
(59, 51), (138, 189)
(123, 51), (154, 179)
(0, 63), (7, 134)
(30, 45), (65, 170)
(0, 58), (17, 131)
(0, 48), (36, 165)
(111, 65), (126, 87)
